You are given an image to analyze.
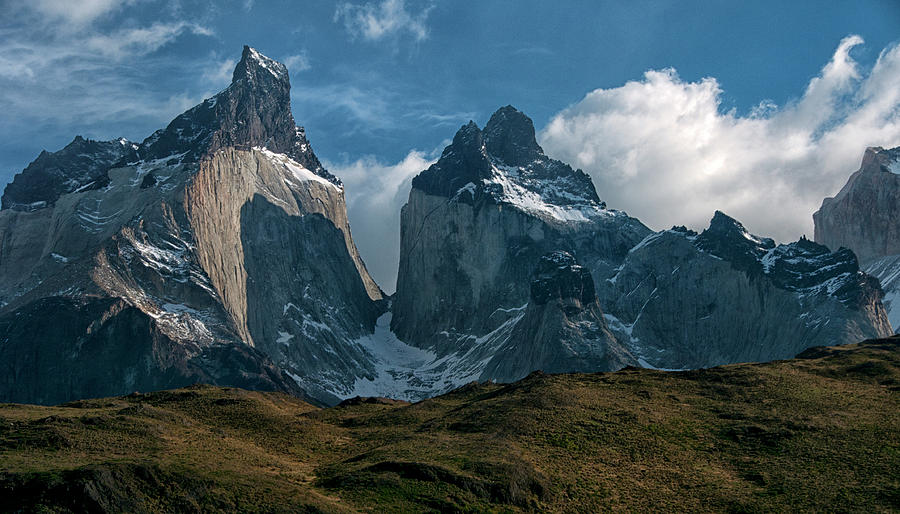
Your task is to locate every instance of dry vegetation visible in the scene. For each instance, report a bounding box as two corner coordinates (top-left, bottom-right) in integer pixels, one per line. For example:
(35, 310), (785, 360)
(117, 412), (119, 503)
(1, 338), (898, 512)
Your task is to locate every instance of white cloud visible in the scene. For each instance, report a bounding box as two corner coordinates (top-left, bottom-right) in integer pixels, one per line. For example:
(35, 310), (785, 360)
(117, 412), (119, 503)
(334, 0), (432, 42)
(0, 2), (215, 131)
(327, 150), (436, 292)
(539, 36), (900, 243)
(202, 58), (237, 86)
(28, 0), (136, 26)
(283, 52), (311, 73)
(85, 22), (213, 60)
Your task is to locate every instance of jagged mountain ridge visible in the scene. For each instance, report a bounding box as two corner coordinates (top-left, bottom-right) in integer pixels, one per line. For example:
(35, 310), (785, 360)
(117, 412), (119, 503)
(599, 212), (891, 369)
(0, 48), (893, 406)
(1, 136), (138, 210)
(1, 47), (337, 212)
(391, 107), (890, 390)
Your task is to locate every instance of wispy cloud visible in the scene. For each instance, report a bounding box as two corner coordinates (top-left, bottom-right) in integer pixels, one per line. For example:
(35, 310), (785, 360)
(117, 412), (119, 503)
(539, 36), (900, 243)
(333, 0), (433, 42)
(84, 22), (213, 60)
(27, 0), (138, 27)
(283, 52), (311, 73)
(292, 82), (395, 133)
(0, 1), (215, 138)
(202, 57), (238, 87)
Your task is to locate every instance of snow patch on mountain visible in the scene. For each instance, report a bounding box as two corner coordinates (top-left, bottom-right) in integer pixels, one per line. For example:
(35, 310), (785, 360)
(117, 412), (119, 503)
(483, 163), (610, 222)
(245, 47), (288, 80)
(345, 309), (525, 401)
(255, 147), (341, 190)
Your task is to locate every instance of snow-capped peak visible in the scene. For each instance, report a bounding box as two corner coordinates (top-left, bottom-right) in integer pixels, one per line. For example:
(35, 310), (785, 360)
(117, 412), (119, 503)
(412, 106), (613, 223)
(235, 45), (288, 82)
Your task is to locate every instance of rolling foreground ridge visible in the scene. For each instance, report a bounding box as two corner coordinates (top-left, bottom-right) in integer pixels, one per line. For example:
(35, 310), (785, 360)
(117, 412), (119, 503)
(1, 338), (897, 512)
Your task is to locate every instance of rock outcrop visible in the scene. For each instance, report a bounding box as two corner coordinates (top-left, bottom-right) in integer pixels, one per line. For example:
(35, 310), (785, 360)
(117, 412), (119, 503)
(814, 146), (900, 331)
(480, 251), (633, 382)
(0, 47), (381, 405)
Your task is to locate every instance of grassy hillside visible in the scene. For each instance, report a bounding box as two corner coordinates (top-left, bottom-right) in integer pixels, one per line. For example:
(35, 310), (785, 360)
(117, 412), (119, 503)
(1, 338), (898, 512)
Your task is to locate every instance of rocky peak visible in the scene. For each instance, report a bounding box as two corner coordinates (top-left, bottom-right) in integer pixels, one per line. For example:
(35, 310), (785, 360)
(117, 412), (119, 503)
(482, 105), (543, 166)
(232, 45), (289, 85)
(135, 46), (339, 185)
(860, 146), (900, 173)
(139, 46), (292, 161)
(410, 121), (492, 198)
(410, 106), (603, 221)
(3, 46), (341, 213)
(696, 211), (775, 273)
(530, 251), (596, 312)
(703, 211), (758, 239)
(1, 136), (138, 210)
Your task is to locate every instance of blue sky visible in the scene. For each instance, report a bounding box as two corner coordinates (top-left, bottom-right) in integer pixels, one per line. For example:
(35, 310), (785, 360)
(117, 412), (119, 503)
(1, 0), (899, 290)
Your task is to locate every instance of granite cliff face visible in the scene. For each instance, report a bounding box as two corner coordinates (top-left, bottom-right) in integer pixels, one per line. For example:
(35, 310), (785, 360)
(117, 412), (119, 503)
(814, 146), (900, 331)
(387, 107), (649, 389)
(0, 47), (381, 405)
(814, 147), (900, 263)
(393, 107), (650, 349)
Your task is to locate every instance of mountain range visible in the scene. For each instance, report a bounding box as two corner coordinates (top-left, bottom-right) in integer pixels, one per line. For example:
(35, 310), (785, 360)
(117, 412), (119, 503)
(0, 47), (894, 406)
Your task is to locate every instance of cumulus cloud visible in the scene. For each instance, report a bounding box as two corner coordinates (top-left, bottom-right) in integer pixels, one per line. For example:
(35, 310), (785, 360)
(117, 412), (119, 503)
(334, 0), (432, 42)
(539, 36), (900, 243)
(326, 150), (436, 292)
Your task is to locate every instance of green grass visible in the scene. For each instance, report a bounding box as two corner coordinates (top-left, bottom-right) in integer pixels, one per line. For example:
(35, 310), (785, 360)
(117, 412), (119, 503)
(1, 338), (899, 512)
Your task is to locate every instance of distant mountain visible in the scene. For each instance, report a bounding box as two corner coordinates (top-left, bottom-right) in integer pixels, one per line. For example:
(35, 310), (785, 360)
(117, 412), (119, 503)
(391, 106), (651, 389)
